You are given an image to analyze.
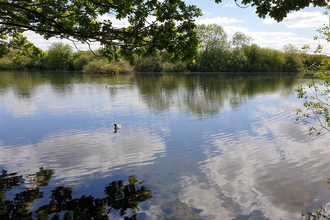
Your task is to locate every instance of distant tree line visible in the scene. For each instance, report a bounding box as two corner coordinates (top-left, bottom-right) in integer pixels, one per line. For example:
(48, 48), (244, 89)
(1, 0), (327, 63)
(0, 25), (327, 74)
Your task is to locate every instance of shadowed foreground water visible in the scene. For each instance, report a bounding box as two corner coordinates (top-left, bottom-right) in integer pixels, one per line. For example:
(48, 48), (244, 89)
(0, 71), (329, 219)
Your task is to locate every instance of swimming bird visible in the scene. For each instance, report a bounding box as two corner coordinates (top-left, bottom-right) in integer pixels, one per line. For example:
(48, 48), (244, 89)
(114, 124), (121, 133)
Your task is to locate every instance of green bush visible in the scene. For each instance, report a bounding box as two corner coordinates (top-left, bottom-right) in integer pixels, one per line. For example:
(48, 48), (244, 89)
(283, 55), (304, 72)
(134, 55), (162, 72)
(73, 51), (94, 71)
(82, 59), (133, 74)
(13, 55), (32, 70)
(43, 42), (73, 70)
(0, 57), (13, 70)
(162, 61), (188, 72)
(0, 50), (43, 70)
(115, 59), (134, 73)
(301, 53), (327, 70)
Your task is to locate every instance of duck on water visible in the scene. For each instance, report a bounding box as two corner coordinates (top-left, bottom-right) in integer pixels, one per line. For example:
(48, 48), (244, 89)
(114, 124), (121, 133)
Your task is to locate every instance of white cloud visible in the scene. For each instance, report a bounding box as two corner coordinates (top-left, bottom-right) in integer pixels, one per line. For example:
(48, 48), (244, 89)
(196, 16), (245, 25)
(202, 10), (212, 16)
(24, 30), (101, 51)
(247, 30), (328, 53)
(224, 2), (236, 8)
(263, 11), (328, 29)
(98, 14), (130, 28)
(247, 31), (297, 49)
(220, 25), (328, 54)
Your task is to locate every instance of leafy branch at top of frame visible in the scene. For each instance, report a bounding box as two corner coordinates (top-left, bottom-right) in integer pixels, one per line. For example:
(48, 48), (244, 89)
(0, 0), (202, 61)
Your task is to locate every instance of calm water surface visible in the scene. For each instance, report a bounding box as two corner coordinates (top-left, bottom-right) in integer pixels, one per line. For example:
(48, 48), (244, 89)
(0, 71), (329, 219)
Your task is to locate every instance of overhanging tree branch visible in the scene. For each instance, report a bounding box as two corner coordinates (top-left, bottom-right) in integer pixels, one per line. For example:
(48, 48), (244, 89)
(1, 0), (328, 61)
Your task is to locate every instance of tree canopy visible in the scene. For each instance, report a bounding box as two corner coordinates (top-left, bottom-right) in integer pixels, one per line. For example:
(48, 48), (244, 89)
(0, 0), (202, 60)
(214, 0), (329, 21)
(0, 0), (328, 60)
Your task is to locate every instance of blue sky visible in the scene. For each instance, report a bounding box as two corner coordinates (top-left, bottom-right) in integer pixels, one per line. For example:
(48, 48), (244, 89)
(25, 0), (329, 54)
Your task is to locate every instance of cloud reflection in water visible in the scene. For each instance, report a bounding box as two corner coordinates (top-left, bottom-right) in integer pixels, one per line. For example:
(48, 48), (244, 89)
(0, 128), (166, 185)
(179, 100), (330, 219)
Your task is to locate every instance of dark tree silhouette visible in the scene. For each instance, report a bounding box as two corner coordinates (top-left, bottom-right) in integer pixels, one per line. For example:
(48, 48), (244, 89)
(0, 168), (152, 220)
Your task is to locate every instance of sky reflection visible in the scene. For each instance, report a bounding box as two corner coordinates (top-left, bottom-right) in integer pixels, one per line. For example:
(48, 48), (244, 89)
(179, 98), (330, 220)
(1, 72), (329, 219)
(0, 128), (166, 186)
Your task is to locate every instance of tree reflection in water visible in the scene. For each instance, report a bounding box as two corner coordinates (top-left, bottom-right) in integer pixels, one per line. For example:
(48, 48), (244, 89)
(0, 168), (152, 220)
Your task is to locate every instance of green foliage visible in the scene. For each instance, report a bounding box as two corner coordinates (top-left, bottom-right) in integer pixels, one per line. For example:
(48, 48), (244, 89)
(1, 0), (327, 62)
(12, 55), (33, 70)
(0, 33), (45, 69)
(43, 42), (73, 70)
(191, 24), (307, 73)
(231, 31), (253, 48)
(82, 59), (133, 74)
(133, 51), (189, 72)
(295, 5), (330, 135)
(296, 58), (330, 135)
(0, 0), (202, 61)
(283, 43), (300, 54)
(283, 55), (304, 72)
(301, 53), (327, 70)
(267, 49), (286, 72)
(0, 35), (9, 57)
(193, 24), (230, 72)
(282, 44), (304, 72)
(214, 0), (328, 22)
(225, 48), (249, 72)
(0, 57), (13, 70)
(241, 44), (287, 72)
(162, 61), (188, 72)
(72, 51), (95, 71)
(195, 24), (228, 52)
(134, 54), (163, 72)
(0, 24), (324, 73)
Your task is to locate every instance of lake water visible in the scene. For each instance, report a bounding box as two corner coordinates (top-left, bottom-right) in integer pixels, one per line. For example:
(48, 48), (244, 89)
(0, 71), (329, 220)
